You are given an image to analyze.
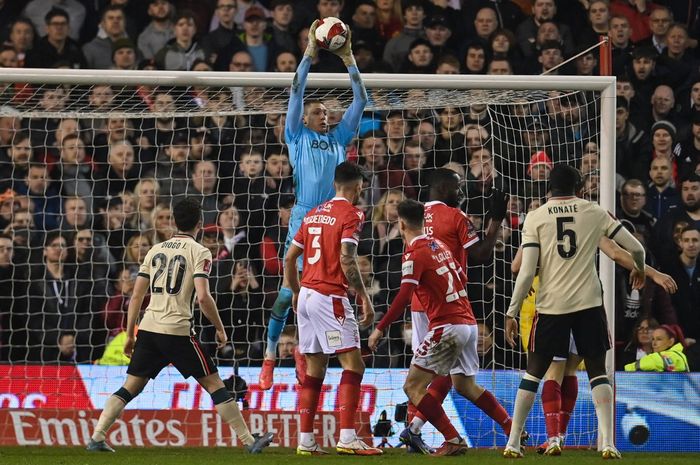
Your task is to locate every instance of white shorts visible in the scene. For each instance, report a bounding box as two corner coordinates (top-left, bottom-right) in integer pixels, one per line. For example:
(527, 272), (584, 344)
(552, 332), (579, 362)
(297, 287), (360, 355)
(411, 311), (430, 352)
(412, 324), (479, 377)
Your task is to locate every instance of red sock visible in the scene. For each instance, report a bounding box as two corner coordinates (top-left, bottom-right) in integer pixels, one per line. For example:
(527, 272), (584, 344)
(473, 389), (512, 435)
(560, 375), (578, 436)
(414, 375), (452, 423)
(416, 393), (459, 441)
(299, 375), (323, 433)
(407, 401), (418, 423)
(337, 370), (362, 429)
(541, 380), (561, 439)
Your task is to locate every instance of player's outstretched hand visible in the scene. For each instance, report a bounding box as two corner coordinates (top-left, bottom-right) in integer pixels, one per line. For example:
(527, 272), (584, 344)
(359, 296), (375, 327)
(332, 27), (355, 65)
(629, 268), (645, 290)
(215, 328), (228, 349)
(305, 20), (319, 58)
(124, 335), (136, 358)
(650, 270), (677, 294)
(505, 317), (519, 349)
(487, 188), (508, 223)
(368, 328), (383, 352)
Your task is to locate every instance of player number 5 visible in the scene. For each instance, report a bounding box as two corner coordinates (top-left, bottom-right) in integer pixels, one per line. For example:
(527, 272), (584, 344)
(307, 227), (322, 265)
(556, 216), (578, 259)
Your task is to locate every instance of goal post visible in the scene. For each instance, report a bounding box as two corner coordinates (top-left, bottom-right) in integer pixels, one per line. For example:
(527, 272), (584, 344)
(0, 68), (616, 449)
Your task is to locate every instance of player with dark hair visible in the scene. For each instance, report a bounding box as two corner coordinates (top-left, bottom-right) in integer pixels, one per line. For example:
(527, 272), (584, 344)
(286, 162), (381, 456)
(503, 165), (646, 459)
(390, 168), (518, 453)
(87, 198), (274, 453)
(259, 20), (368, 390)
(368, 199), (486, 456)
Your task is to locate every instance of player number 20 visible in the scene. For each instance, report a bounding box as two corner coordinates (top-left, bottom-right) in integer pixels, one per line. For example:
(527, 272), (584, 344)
(151, 253), (187, 295)
(307, 227), (322, 265)
(436, 262), (467, 303)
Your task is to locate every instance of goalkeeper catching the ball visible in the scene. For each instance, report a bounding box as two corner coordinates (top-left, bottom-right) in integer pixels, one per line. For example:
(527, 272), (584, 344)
(259, 20), (368, 390)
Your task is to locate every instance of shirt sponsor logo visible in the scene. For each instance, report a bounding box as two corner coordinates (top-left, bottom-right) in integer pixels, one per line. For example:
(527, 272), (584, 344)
(202, 259), (211, 273)
(402, 260), (414, 276)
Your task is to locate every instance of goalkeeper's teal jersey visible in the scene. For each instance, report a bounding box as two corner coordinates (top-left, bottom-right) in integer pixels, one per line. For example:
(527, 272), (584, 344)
(284, 55), (367, 209)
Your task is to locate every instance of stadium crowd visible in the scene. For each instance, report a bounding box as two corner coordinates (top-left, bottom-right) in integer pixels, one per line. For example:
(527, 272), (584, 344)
(0, 0), (698, 371)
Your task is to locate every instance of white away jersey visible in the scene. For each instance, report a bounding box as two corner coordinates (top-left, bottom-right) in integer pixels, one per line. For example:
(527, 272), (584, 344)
(138, 234), (212, 336)
(521, 197), (622, 315)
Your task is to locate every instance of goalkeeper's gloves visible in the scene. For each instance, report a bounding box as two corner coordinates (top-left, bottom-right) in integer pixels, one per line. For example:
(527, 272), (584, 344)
(304, 20), (319, 59)
(332, 27), (356, 67)
(487, 188), (508, 223)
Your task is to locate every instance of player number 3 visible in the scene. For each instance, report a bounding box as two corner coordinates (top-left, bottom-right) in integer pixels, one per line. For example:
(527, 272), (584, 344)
(307, 227), (322, 265)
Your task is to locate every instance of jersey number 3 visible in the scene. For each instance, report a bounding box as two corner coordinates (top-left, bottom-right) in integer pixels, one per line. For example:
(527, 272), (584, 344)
(151, 253), (187, 295)
(556, 217), (578, 259)
(307, 227), (322, 265)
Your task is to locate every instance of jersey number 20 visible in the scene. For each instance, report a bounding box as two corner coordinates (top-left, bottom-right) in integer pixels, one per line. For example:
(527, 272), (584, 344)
(151, 253), (187, 295)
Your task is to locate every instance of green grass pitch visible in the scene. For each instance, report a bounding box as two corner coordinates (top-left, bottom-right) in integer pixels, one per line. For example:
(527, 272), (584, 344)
(0, 447), (697, 465)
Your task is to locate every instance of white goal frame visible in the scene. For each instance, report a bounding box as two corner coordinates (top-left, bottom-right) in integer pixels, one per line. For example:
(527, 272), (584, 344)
(0, 68), (617, 374)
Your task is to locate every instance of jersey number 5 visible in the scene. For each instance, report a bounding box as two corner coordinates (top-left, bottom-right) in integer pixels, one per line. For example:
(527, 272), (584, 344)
(436, 263), (467, 303)
(151, 253), (187, 295)
(307, 227), (322, 265)
(556, 217), (578, 259)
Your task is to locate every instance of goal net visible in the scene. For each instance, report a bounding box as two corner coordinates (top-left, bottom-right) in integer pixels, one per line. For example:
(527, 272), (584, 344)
(0, 69), (615, 449)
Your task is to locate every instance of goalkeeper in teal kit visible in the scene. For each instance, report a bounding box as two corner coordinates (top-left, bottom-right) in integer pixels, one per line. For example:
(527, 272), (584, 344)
(259, 20), (368, 389)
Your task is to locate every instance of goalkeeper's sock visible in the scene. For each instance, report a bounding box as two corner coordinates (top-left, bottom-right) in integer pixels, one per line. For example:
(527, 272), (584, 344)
(91, 387), (132, 442)
(411, 375), (452, 432)
(560, 375), (578, 436)
(473, 389), (512, 436)
(541, 380), (562, 440)
(299, 375), (324, 438)
(506, 374), (540, 450)
(415, 393), (459, 441)
(212, 388), (255, 446)
(338, 370), (362, 442)
(590, 376), (614, 448)
(265, 288), (293, 360)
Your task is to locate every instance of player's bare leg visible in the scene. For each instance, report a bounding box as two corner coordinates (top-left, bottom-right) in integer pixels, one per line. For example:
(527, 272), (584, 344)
(583, 355), (620, 459)
(87, 374), (149, 452)
(404, 366), (467, 456)
(260, 273), (294, 390)
(334, 349), (382, 455)
(198, 373), (274, 453)
(297, 352), (329, 455)
(504, 352), (554, 458)
(451, 373), (526, 445)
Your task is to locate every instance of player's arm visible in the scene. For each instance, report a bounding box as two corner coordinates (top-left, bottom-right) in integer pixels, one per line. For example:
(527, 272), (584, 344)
(285, 21), (318, 141)
(124, 274), (150, 357)
(468, 189), (508, 264)
(367, 281), (417, 352)
(340, 241), (374, 326)
(194, 277), (227, 348)
(332, 29), (368, 144)
(607, 219), (646, 277)
(284, 242), (304, 311)
(505, 243), (538, 348)
(598, 237), (678, 293)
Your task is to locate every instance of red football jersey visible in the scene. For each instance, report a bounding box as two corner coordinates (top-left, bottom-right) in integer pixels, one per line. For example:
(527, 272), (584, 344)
(292, 197), (364, 296)
(412, 201), (479, 312)
(402, 235), (476, 329)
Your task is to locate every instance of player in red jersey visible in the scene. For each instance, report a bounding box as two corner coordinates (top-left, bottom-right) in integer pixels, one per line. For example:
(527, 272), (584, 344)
(368, 199), (503, 456)
(285, 162), (382, 456)
(397, 169), (515, 453)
